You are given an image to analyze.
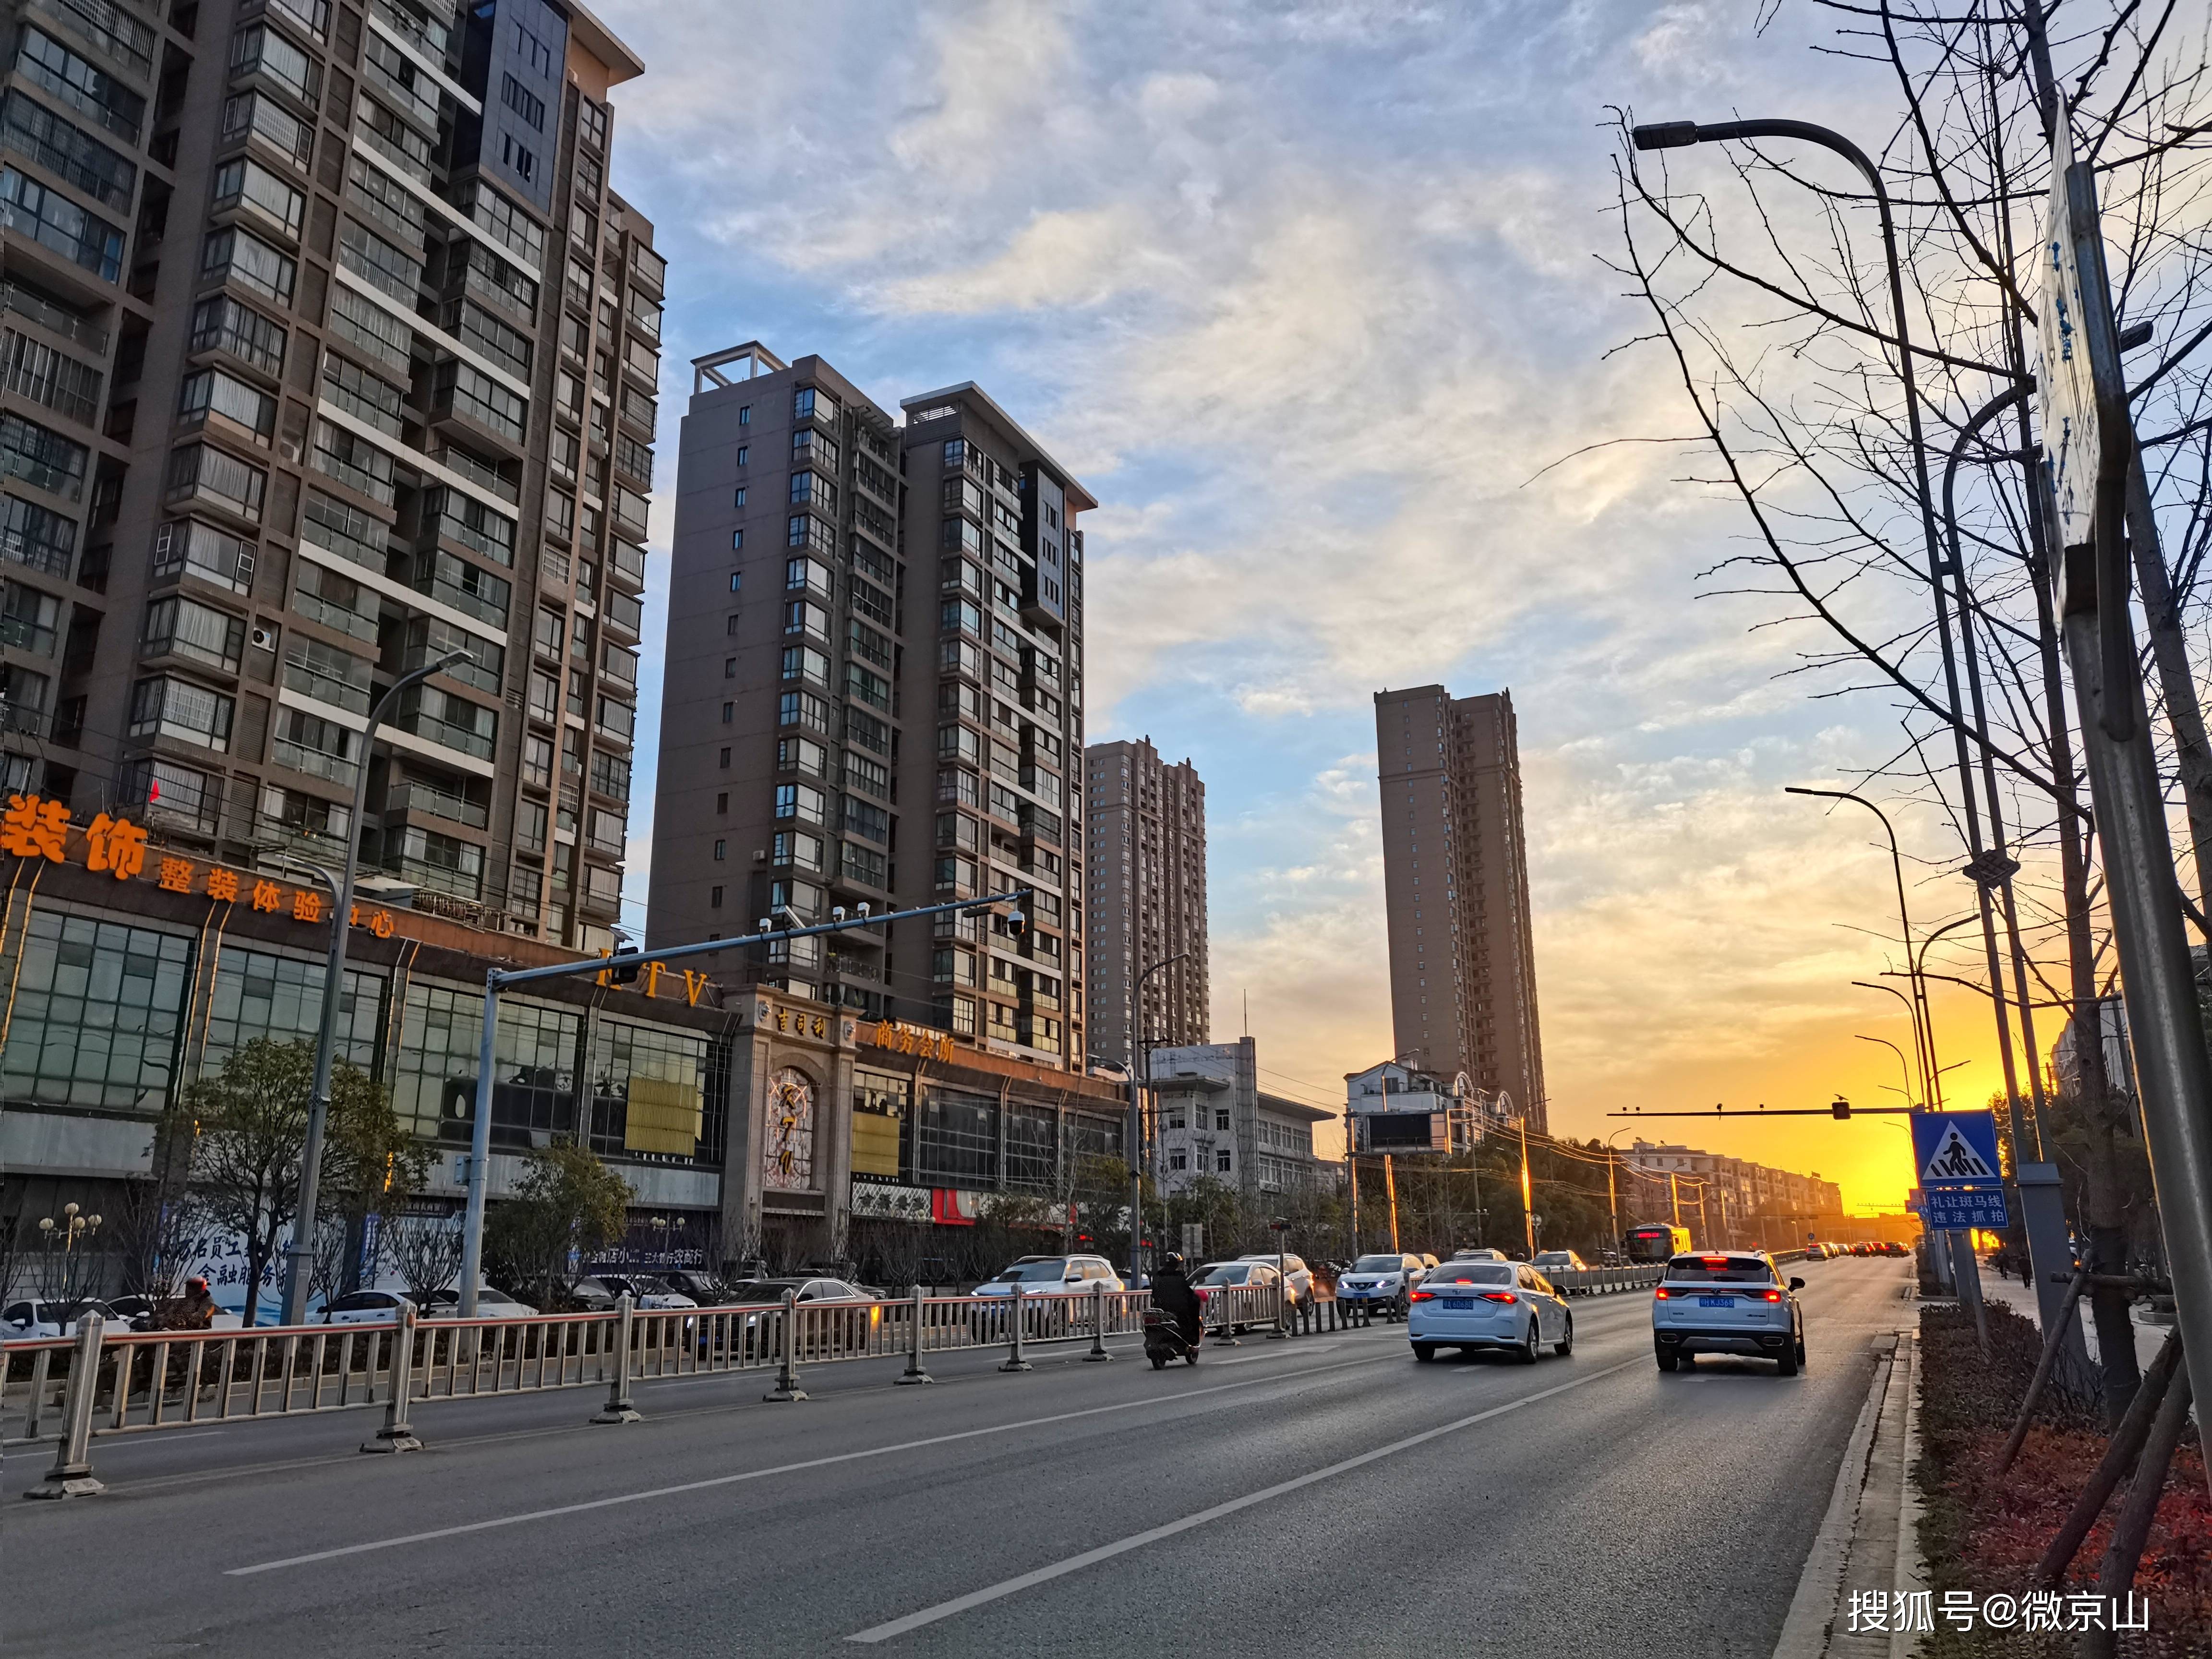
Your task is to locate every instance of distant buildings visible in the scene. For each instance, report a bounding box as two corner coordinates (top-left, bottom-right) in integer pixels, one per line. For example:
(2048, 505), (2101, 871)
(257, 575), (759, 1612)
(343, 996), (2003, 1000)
(1627, 1140), (1844, 1243)
(1374, 686), (1545, 1128)
(1083, 737), (1207, 1069)
(1149, 1038), (1333, 1196)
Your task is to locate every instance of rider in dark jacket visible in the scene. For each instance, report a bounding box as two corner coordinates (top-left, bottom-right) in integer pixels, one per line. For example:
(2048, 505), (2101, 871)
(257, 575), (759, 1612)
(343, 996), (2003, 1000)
(1151, 1254), (1202, 1344)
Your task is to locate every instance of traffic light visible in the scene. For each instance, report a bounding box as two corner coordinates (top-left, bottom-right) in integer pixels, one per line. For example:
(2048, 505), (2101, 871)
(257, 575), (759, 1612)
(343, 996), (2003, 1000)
(1831, 1097), (1852, 1120)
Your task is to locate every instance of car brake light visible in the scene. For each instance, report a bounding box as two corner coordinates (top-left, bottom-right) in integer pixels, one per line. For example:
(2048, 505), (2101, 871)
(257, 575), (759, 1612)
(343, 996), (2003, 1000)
(1762, 1289), (1783, 1301)
(1654, 1286), (1672, 1298)
(1409, 1290), (1436, 1301)
(1479, 1291), (1517, 1303)
(1700, 1256), (1728, 1268)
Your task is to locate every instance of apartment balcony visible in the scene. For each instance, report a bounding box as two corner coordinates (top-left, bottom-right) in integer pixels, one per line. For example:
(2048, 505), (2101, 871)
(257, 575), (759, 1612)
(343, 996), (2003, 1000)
(384, 776), (489, 831)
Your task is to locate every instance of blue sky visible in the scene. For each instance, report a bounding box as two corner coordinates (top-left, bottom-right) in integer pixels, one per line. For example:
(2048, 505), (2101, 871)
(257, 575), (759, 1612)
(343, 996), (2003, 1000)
(593, 1), (1993, 1205)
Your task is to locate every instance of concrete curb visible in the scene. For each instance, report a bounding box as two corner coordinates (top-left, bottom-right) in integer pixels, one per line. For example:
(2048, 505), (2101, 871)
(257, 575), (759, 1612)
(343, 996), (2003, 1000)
(1772, 1334), (1897, 1659)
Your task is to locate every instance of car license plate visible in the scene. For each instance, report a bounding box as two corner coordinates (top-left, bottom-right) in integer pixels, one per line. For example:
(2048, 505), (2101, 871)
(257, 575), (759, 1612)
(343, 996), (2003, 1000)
(1698, 1295), (1735, 1307)
(1442, 1298), (1475, 1310)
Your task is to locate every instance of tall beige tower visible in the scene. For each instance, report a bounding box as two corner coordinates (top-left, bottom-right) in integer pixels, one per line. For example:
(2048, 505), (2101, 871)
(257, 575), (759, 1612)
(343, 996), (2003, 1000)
(1374, 686), (1545, 1128)
(1083, 736), (1206, 1069)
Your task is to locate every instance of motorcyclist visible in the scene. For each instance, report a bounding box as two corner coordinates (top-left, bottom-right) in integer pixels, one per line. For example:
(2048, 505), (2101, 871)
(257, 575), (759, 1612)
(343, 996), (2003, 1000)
(1151, 1253), (1202, 1346)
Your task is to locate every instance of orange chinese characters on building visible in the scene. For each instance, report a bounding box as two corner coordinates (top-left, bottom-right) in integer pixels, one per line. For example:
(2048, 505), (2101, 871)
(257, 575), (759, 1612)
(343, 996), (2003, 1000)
(293, 890), (322, 923)
(84, 813), (148, 880)
(347, 904), (396, 938)
(250, 879), (282, 913)
(206, 869), (240, 902)
(157, 858), (194, 893)
(0, 794), (69, 861)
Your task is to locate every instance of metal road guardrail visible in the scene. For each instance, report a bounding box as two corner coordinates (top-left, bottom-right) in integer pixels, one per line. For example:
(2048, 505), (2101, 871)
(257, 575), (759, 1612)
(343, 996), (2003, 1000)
(2, 1280), (1312, 1496)
(1547, 1266), (1667, 1296)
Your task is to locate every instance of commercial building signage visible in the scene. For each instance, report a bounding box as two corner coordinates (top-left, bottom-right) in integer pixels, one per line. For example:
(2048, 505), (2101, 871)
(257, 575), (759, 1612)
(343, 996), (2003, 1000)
(1, 793), (397, 934)
(872, 1019), (959, 1061)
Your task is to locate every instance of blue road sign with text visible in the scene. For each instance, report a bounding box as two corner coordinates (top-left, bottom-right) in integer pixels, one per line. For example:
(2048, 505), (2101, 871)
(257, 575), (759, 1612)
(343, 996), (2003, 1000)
(1924, 1187), (2010, 1230)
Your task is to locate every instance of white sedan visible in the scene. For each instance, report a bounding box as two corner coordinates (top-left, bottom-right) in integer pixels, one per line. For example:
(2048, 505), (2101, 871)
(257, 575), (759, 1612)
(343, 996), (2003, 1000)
(1407, 1259), (1573, 1363)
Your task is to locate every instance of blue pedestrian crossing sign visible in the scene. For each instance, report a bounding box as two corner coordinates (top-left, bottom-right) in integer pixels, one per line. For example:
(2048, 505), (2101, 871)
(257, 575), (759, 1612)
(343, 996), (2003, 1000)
(1912, 1111), (2003, 1188)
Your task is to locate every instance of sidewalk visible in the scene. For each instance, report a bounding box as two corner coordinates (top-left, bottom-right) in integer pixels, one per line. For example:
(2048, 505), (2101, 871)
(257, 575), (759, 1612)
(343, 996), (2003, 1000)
(1976, 1262), (2166, 1374)
(1772, 1325), (1925, 1659)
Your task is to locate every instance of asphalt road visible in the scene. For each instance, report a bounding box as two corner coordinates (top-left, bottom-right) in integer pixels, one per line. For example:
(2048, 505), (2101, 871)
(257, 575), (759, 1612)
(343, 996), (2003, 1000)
(3, 1259), (1914, 1658)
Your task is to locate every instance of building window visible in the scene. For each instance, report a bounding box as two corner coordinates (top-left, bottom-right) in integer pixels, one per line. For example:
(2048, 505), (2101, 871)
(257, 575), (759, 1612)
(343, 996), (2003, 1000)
(710, 885), (723, 907)
(733, 489), (746, 508)
(719, 746), (731, 768)
(0, 912), (192, 1109)
(731, 527), (744, 547)
(738, 406), (750, 425)
(731, 573), (742, 592)
(713, 839), (726, 861)
(720, 701), (733, 722)
(1216, 1149), (1232, 1173)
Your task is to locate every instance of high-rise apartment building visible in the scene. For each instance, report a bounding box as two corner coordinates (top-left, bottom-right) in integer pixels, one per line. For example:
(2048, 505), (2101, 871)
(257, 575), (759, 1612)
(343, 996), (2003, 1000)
(1375, 685), (1545, 1128)
(1083, 736), (1206, 1068)
(650, 346), (1093, 1071)
(0, 0), (658, 954)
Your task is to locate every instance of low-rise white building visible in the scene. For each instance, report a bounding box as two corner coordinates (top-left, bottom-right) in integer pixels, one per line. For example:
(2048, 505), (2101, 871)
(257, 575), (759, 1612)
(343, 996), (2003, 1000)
(1342, 1059), (1511, 1153)
(1150, 1038), (1334, 1196)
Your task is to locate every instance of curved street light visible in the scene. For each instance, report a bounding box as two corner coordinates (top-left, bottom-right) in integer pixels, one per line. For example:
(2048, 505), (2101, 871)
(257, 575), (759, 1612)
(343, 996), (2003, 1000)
(279, 648), (471, 1327)
(1790, 786), (1936, 1106)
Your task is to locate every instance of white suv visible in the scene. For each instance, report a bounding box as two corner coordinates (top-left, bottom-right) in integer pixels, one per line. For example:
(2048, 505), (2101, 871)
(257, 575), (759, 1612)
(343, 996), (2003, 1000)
(972, 1255), (1125, 1298)
(1652, 1251), (1805, 1374)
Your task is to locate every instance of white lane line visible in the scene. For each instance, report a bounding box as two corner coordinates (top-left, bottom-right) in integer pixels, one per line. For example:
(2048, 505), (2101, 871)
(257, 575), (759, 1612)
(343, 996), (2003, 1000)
(224, 1350), (1400, 1576)
(844, 1356), (1641, 1644)
(103, 1429), (229, 1444)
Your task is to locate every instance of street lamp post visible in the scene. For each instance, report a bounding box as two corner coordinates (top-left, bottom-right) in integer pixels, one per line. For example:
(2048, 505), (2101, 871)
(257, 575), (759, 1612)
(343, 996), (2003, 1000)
(1125, 952), (1187, 1286)
(1857, 1033), (1918, 1109)
(278, 649), (470, 1328)
(1787, 788), (1936, 1109)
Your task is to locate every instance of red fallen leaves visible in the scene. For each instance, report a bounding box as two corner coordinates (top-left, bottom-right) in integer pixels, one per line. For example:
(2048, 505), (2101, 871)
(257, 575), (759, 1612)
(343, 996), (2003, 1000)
(1917, 1304), (2211, 1650)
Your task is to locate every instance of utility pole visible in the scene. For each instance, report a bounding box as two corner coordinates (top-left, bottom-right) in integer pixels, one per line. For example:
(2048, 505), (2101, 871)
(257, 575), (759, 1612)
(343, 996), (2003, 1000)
(1670, 1172), (1681, 1228)
(1124, 953), (1188, 1286)
(1516, 1117), (1535, 1259)
(2025, 8), (2212, 1440)
(1383, 1154), (1400, 1252)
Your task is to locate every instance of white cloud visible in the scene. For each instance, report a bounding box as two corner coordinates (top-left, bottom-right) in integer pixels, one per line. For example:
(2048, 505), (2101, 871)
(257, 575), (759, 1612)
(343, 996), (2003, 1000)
(598, 0), (1957, 1204)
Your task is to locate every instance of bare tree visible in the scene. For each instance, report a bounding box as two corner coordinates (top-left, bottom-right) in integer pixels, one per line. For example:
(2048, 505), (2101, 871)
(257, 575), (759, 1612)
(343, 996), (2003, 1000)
(386, 1214), (467, 1308)
(1611, 0), (2212, 1421)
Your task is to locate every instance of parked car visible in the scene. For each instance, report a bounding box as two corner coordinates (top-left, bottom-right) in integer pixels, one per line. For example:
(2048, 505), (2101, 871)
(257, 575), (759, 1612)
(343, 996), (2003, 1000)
(1, 1298), (122, 1337)
(568, 1275), (695, 1312)
(1451, 1247), (1508, 1262)
(1652, 1251), (1806, 1374)
(654, 1270), (734, 1305)
(1238, 1252), (1314, 1308)
(971, 1255), (1125, 1298)
(1408, 1258), (1574, 1362)
(318, 1289), (410, 1326)
(725, 1277), (869, 1308)
(1531, 1250), (1590, 1275)
(1334, 1252), (1430, 1318)
(1190, 1260), (1281, 1330)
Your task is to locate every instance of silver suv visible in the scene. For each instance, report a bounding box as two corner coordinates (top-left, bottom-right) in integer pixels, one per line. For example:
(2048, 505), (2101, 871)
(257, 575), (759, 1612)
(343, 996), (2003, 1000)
(1652, 1251), (1805, 1374)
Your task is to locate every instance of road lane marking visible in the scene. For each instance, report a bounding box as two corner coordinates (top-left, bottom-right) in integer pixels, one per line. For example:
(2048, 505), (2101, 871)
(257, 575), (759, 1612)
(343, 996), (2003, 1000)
(223, 1349), (1404, 1576)
(844, 1356), (1642, 1644)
